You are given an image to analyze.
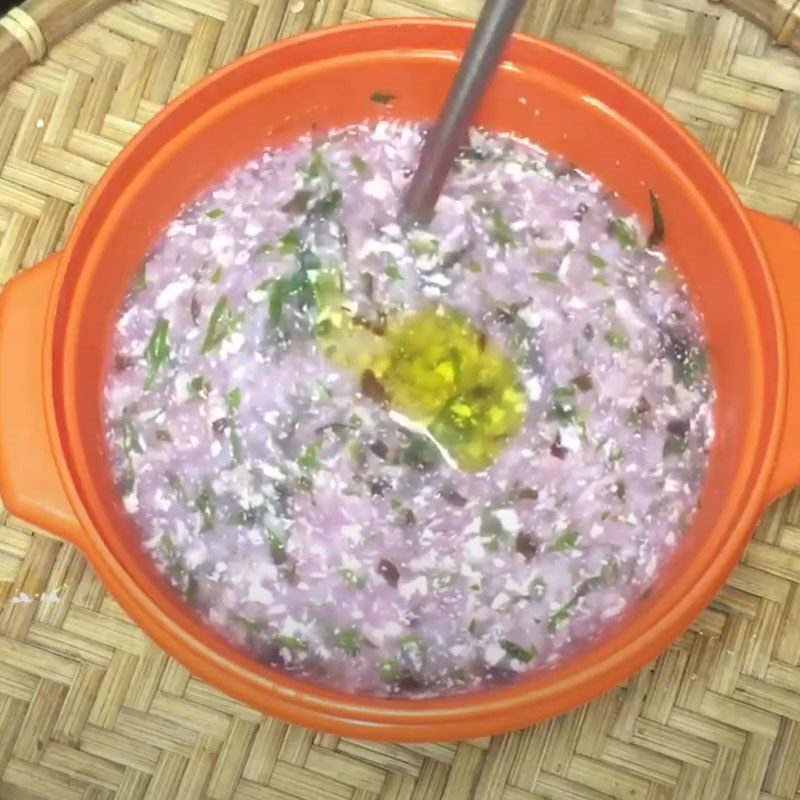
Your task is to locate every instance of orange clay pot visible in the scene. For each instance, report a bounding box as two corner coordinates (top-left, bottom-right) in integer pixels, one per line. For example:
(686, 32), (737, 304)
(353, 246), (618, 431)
(1, 20), (799, 742)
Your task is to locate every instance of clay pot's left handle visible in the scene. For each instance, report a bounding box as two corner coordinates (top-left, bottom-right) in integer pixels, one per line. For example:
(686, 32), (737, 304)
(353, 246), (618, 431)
(0, 255), (84, 545)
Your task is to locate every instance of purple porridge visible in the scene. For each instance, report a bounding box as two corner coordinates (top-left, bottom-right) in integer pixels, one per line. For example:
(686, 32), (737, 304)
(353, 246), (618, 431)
(105, 121), (714, 696)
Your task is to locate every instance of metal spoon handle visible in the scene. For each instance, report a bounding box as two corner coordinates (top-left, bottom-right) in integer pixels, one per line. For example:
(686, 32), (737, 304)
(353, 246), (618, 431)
(403, 0), (527, 224)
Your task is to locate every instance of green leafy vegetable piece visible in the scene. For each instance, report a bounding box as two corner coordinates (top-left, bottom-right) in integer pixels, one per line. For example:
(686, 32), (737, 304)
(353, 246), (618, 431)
(479, 512), (505, 552)
(210, 266), (223, 284)
(532, 271), (559, 283)
(307, 150), (331, 181)
(398, 634), (427, 667)
(548, 607), (572, 632)
(121, 421), (143, 455)
(226, 387), (242, 413)
(490, 209), (516, 247)
(279, 230), (302, 253)
(549, 529), (580, 552)
(133, 268), (147, 291)
(340, 568), (366, 589)
(206, 208), (225, 219)
(202, 297), (233, 353)
(351, 155), (372, 178)
(663, 435), (687, 458)
(274, 635), (306, 651)
(313, 189), (342, 217)
(385, 264), (402, 282)
(379, 658), (401, 683)
(609, 218), (637, 249)
(587, 252), (608, 269)
(604, 329), (629, 351)
(264, 529), (288, 565)
(190, 376), (211, 398)
(401, 437), (441, 472)
(144, 318), (170, 388)
(298, 443), (320, 471)
(334, 628), (362, 656)
(501, 639), (536, 663)
(195, 488), (216, 531)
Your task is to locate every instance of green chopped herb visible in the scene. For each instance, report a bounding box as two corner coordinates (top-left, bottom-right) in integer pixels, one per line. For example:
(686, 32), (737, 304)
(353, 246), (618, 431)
(532, 271), (559, 283)
(274, 635), (306, 651)
(587, 252), (608, 269)
(663, 435), (687, 458)
(647, 189), (665, 247)
(144, 318), (170, 388)
(592, 276), (611, 288)
(264, 529), (288, 565)
(313, 189), (342, 217)
(121, 421), (143, 455)
(298, 443), (320, 471)
(385, 264), (402, 282)
(282, 190), (312, 215)
(401, 437), (441, 472)
(226, 387), (242, 413)
(195, 488), (216, 531)
(468, 261), (482, 273)
(189, 376), (211, 398)
(609, 218), (637, 249)
(202, 297), (233, 353)
(206, 208), (225, 219)
(370, 91), (396, 104)
(378, 658), (401, 683)
(398, 634), (427, 666)
(409, 235), (439, 257)
(235, 616), (264, 633)
(351, 155), (372, 178)
(340, 568), (366, 589)
(307, 150), (331, 181)
(549, 529), (580, 552)
(490, 209), (516, 247)
(501, 639), (536, 663)
(133, 268), (147, 291)
(280, 230), (302, 254)
(604, 329), (629, 351)
(334, 628), (362, 656)
(479, 512), (505, 552)
(230, 428), (245, 464)
(210, 266), (223, 284)
(548, 606), (572, 632)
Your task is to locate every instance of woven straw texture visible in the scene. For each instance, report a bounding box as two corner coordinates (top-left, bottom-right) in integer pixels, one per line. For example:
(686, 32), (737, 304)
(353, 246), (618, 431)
(2, 1), (800, 798)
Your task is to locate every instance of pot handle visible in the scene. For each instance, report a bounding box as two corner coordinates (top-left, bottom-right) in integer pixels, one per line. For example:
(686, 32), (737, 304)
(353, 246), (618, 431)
(748, 211), (800, 504)
(0, 255), (84, 545)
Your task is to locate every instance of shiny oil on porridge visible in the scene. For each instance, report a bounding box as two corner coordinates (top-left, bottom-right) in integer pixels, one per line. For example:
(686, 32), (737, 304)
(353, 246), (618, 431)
(105, 121), (714, 696)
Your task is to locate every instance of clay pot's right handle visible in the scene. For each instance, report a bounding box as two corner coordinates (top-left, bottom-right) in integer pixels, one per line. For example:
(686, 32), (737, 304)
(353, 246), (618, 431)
(748, 211), (800, 505)
(0, 255), (84, 545)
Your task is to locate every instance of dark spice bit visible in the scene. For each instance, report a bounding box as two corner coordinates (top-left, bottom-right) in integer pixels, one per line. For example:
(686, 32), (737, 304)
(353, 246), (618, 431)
(361, 272), (374, 300)
(583, 323), (595, 341)
(573, 202), (589, 221)
(614, 480), (626, 500)
(369, 477), (391, 497)
(190, 295), (201, 325)
(370, 91), (396, 104)
(439, 487), (468, 508)
(360, 369), (388, 405)
(647, 189), (665, 248)
(114, 353), (136, 372)
(377, 558), (400, 588)
(369, 440), (389, 460)
(396, 674), (423, 692)
(353, 313), (387, 336)
(666, 418), (691, 439)
(550, 433), (568, 460)
(572, 372), (594, 392)
(513, 486), (539, 501)
(211, 417), (231, 435)
(635, 395), (652, 415)
(282, 189), (312, 215)
(515, 531), (539, 561)
(399, 507), (416, 527)
(155, 429), (172, 443)
(476, 330), (487, 352)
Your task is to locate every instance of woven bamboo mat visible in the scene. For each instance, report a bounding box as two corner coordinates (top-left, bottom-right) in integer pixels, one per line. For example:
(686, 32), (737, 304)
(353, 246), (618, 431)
(1, 1), (800, 798)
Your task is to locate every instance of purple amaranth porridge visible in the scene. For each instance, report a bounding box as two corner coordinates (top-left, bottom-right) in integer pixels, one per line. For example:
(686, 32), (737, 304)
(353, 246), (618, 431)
(105, 121), (714, 696)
